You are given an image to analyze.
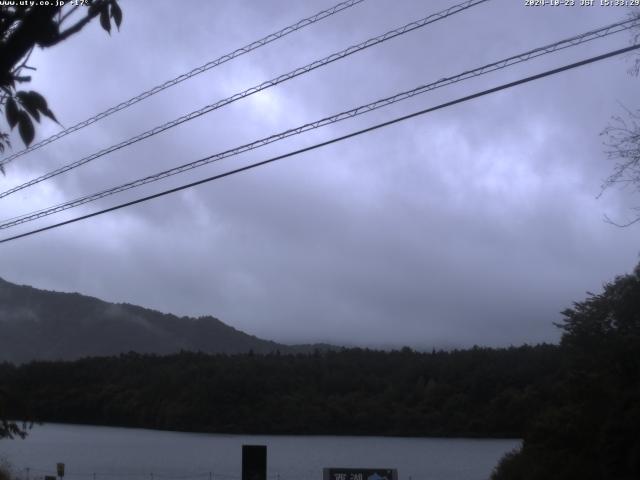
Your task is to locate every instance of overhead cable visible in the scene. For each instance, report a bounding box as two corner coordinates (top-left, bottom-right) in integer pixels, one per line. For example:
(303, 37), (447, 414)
(2, 17), (638, 229)
(1, 43), (638, 245)
(0, 0), (368, 168)
(0, 0), (490, 198)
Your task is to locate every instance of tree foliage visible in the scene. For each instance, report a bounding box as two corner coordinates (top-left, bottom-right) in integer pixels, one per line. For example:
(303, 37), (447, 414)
(0, 0), (123, 171)
(492, 264), (640, 480)
(0, 389), (27, 439)
(0, 345), (562, 438)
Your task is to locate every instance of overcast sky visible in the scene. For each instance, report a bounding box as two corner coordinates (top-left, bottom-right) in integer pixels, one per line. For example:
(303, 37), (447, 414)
(1, 0), (639, 349)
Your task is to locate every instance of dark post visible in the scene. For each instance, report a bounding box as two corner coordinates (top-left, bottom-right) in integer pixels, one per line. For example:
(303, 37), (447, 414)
(242, 445), (267, 480)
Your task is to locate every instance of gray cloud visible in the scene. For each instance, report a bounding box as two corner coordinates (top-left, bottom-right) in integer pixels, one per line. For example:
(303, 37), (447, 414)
(1, 0), (639, 349)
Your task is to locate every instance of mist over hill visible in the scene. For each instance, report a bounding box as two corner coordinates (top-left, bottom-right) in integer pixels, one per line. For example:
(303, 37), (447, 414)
(0, 277), (324, 363)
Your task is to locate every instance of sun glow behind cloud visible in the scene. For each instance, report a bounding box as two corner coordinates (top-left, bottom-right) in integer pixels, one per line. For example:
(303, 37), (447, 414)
(1, 0), (639, 348)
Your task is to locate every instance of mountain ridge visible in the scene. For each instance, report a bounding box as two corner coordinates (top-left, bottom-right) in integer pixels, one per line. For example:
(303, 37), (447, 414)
(0, 277), (331, 363)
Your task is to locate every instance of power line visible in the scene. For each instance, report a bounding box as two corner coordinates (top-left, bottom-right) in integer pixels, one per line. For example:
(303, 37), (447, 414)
(0, 0), (368, 168)
(2, 17), (638, 229)
(0, 0), (490, 199)
(1, 43), (637, 245)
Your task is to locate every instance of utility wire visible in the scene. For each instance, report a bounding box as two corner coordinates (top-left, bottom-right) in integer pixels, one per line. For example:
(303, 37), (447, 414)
(1, 43), (638, 245)
(0, 0), (490, 199)
(0, 0), (368, 168)
(1, 17), (638, 229)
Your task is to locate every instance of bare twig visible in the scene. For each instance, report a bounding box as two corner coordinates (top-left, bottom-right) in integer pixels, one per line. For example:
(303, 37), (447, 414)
(603, 212), (640, 227)
(57, 0), (107, 42)
(59, 4), (80, 26)
(600, 105), (640, 225)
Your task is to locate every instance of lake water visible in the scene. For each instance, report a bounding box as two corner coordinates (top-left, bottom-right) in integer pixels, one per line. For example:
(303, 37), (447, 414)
(0, 424), (519, 480)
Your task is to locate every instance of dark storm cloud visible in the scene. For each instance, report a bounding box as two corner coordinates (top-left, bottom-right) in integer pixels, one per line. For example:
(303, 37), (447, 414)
(1, 0), (639, 348)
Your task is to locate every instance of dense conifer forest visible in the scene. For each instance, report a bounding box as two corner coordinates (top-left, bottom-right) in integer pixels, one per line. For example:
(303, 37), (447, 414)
(0, 344), (561, 438)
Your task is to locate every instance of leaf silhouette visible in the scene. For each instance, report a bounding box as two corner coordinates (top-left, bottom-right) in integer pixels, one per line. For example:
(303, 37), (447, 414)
(5, 97), (19, 129)
(111, 1), (122, 29)
(21, 90), (58, 123)
(16, 91), (41, 122)
(100, 8), (111, 34)
(17, 111), (35, 146)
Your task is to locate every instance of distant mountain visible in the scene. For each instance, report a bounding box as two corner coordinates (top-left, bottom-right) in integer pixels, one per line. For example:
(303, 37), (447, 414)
(0, 277), (326, 363)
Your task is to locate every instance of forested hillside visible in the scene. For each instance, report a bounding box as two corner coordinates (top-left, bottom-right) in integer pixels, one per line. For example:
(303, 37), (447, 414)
(0, 277), (324, 362)
(0, 345), (561, 438)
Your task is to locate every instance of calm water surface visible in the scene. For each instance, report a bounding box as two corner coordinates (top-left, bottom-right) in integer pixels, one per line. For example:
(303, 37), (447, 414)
(0, 424), (519, 480)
